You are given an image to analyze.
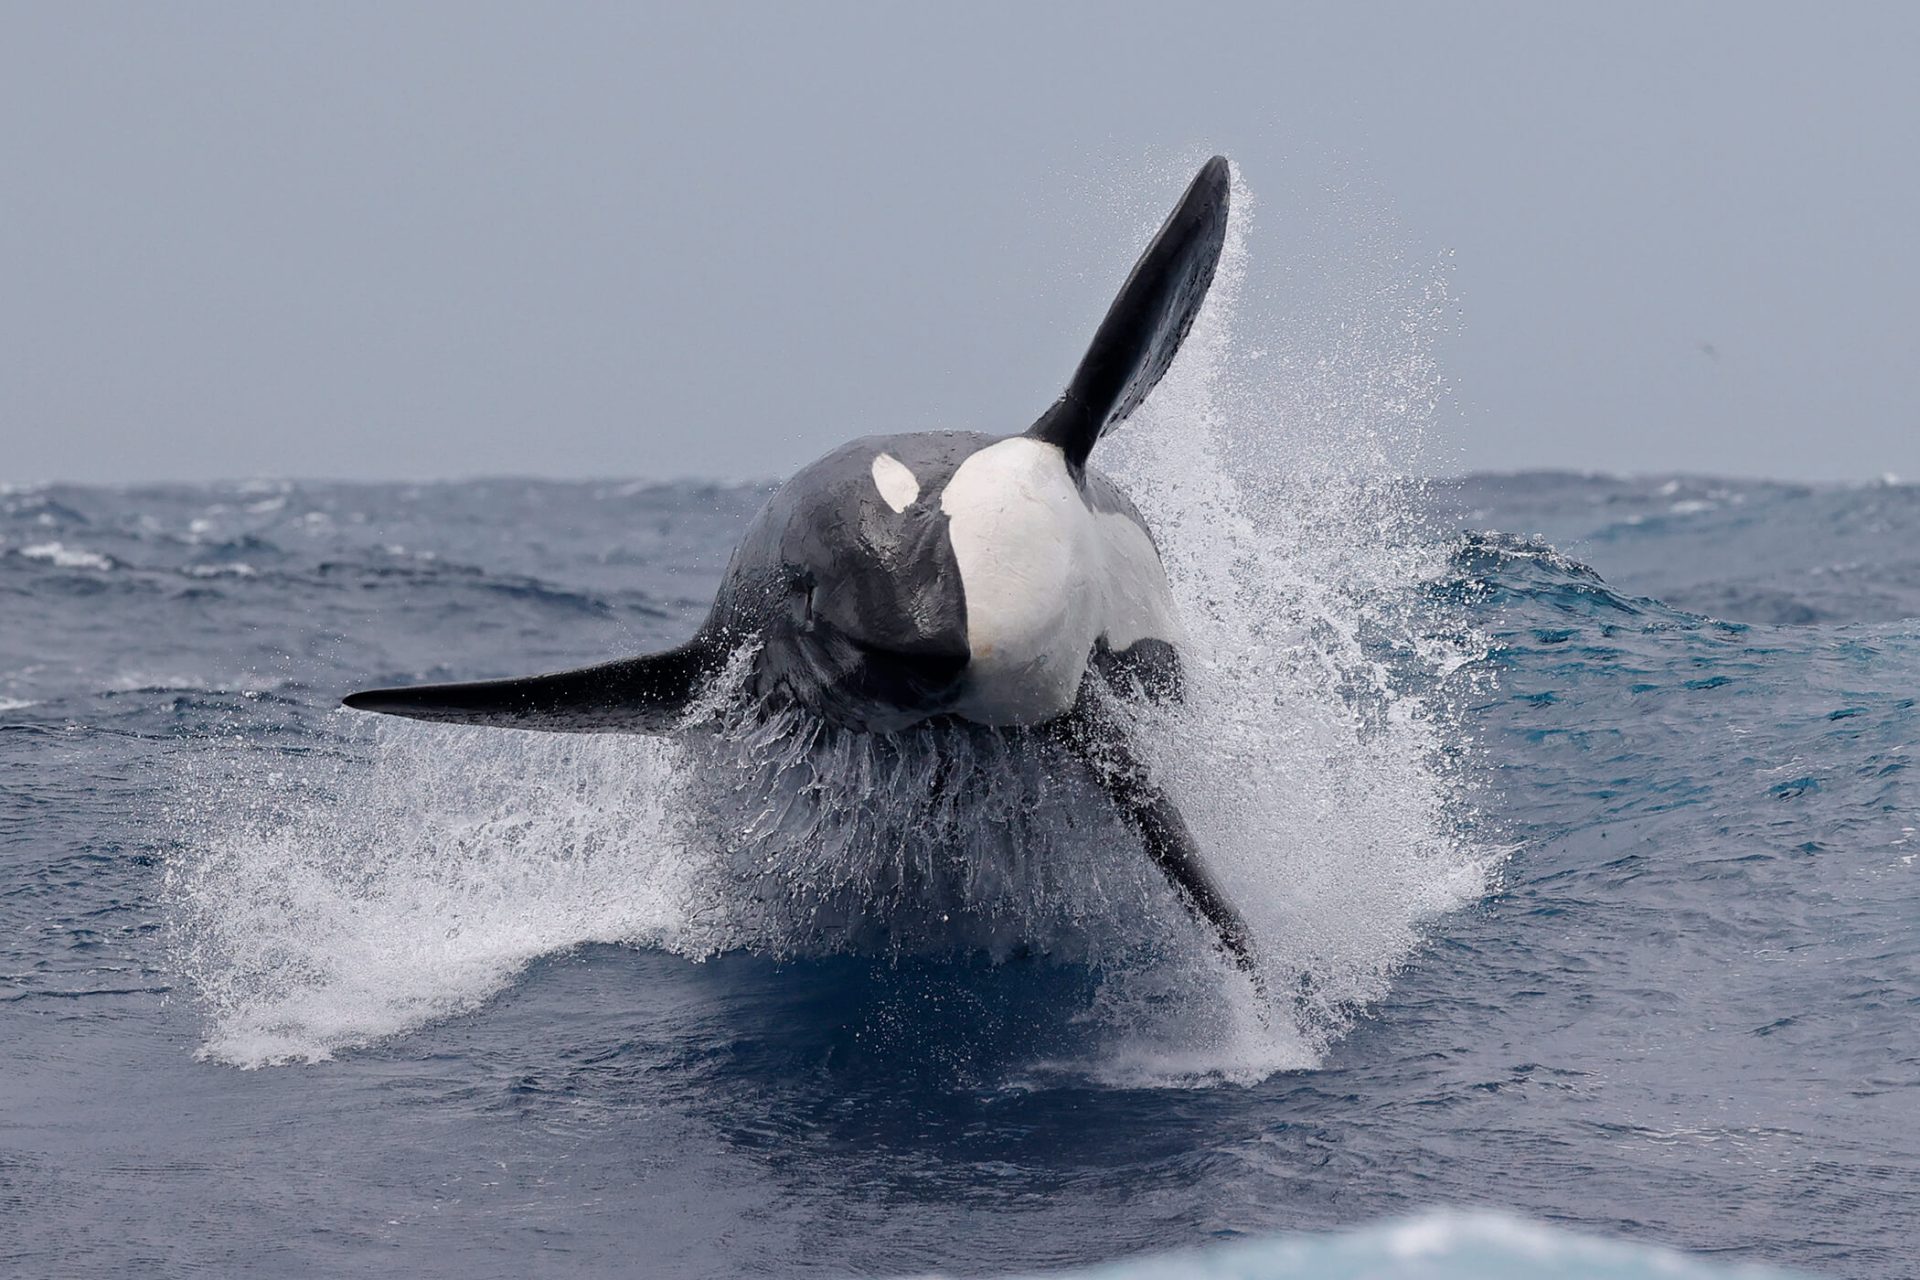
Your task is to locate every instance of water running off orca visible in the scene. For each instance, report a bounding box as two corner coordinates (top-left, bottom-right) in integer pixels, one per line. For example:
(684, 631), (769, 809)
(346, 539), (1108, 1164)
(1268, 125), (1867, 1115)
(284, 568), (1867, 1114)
(344, 157), (1263, 989)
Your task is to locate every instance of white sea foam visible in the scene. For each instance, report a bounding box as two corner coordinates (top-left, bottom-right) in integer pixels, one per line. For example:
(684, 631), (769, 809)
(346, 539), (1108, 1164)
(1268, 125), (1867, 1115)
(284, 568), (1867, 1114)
(970, 1209), (1810, 1279)
(0, 697), (37, 712)
(19, 541), (113, 571)
(168, 728), (695, 1066)
(169, 163), (1490, 1073)
(1096, 161), (1492, 1078)
(112, 670), (288, 694)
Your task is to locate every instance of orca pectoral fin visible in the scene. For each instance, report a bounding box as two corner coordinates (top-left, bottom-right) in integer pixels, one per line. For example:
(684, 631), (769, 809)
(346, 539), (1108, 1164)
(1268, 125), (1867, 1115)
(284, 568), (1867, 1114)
(342, 642), (715, 734)
(1029, 155), (1231, 470)
(1120, 778), (1262, 986)
(1049, 696), (1265, 995)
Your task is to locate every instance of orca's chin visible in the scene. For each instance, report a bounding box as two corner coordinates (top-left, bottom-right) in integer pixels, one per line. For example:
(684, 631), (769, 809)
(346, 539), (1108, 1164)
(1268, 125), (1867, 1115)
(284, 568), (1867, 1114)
(789, 638), (970, 734)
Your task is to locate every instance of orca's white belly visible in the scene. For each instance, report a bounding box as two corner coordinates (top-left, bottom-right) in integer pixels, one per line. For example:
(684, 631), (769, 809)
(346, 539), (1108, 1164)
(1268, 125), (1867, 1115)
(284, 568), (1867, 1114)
(938, 437), (1180, 725)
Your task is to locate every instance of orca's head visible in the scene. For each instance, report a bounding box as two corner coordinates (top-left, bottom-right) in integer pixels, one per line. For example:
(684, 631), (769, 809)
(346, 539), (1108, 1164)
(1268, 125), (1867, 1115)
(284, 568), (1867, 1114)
(714, 156), (1232, 733)
(749, 432), (991, 731)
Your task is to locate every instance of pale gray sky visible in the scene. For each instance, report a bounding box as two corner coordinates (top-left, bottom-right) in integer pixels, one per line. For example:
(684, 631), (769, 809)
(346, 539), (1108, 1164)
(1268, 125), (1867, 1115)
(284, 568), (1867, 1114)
(4, 2), (1916, 484)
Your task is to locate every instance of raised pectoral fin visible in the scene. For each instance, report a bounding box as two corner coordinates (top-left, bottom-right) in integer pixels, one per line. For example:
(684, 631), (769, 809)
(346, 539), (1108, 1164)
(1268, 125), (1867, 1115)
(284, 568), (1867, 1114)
(342, 642), (714, 734)
(1028, 156), (1231, 470)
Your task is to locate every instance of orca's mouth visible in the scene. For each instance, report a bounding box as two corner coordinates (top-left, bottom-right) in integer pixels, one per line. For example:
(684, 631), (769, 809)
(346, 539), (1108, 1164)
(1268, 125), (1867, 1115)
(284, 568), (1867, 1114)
(785, 633), (966, 732)
(763, 616), (972, 732)
(847, 638), (970, 702)
(850, 634), (969, 669)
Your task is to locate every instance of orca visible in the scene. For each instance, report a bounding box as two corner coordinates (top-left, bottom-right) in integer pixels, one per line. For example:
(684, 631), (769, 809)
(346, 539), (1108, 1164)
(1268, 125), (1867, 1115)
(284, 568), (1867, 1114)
(345, 156), (1259, 984)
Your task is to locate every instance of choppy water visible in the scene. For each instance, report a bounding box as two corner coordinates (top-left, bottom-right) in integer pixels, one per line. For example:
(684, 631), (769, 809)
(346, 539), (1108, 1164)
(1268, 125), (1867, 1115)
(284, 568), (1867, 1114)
(4, 464), (1914, 1278)
(5, 184), (1917, 1276)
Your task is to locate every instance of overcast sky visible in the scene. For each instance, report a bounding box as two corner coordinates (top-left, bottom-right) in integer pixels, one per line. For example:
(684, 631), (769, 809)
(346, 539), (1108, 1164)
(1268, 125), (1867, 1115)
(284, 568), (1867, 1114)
(4, 3), (1916, 484)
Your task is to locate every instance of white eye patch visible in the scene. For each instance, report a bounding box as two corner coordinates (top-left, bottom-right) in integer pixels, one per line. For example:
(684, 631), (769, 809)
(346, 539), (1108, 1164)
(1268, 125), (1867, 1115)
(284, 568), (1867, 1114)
(869, 453), (920, 513)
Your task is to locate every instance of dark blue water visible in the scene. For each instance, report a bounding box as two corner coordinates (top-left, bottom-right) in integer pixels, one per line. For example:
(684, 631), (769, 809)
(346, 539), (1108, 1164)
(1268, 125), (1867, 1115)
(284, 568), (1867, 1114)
(2, 471), (1914, 1278)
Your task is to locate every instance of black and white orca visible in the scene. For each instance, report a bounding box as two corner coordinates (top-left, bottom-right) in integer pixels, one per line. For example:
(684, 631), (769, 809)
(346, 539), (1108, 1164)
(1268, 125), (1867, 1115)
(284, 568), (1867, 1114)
(345, 157), (1259, 983)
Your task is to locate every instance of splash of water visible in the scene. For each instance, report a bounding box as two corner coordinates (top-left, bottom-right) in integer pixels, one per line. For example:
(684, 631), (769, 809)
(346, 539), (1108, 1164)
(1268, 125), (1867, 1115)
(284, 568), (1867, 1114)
(1099, 163), (1491, 1076)
(166, 162), (1490, 1074)
(166, 727), (695, 1066)
(675, 695), (1173, 965)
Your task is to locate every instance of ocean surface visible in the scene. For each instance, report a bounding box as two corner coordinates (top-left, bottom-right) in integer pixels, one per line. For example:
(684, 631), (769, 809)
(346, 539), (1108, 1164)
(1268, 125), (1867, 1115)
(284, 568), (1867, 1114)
(3, 190), (1916, 1278)
(3, 460), (1914, 1280)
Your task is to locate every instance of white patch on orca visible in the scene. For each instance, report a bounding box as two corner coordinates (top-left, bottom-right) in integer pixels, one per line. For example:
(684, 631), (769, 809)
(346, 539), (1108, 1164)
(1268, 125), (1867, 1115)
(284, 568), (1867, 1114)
(939, 437), (1180, 725)
(869, 452), (920, 513)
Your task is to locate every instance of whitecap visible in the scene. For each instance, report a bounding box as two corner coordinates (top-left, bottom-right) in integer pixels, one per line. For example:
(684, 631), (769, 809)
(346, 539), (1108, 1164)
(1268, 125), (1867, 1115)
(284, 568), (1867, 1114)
(111, 670), (287, 694)
(1377, 1212), (1803, 1275)
(1005, 1210), (1814, 1280)
(19, 541), (113, 571)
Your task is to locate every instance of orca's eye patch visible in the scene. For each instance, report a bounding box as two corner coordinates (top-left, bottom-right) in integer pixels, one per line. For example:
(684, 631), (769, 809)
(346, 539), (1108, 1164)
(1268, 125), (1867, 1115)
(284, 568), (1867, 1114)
(869, 453), (920, 513)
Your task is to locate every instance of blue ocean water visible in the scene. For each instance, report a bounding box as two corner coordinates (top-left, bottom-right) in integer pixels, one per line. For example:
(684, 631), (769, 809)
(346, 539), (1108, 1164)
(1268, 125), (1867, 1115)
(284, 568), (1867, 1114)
(1, 465), (1913, 1279)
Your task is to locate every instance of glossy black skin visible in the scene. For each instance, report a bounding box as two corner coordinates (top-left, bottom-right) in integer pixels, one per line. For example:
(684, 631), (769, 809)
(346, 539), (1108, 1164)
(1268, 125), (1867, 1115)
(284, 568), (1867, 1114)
(345, 153), (1229, 734)
(701, 431), (986, 731)
(692, 430), (1175, 732)
(341, 157), (1263, 992)
(340, 430), (1173, 734)
(1034, 155), (1231, 472)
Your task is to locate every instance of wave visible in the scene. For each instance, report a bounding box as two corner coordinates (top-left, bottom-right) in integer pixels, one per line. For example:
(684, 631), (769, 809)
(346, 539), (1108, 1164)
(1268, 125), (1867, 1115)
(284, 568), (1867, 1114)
(961, 1210), (1813, 1280)
(14, 541), (116, 571)
(1443, 530), (1678, 622)
(1443, 472), (1920, 626)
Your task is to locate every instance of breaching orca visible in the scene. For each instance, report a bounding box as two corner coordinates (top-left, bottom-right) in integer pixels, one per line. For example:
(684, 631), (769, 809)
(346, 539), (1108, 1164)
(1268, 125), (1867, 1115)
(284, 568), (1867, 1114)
(345, 156), (1259, 984)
